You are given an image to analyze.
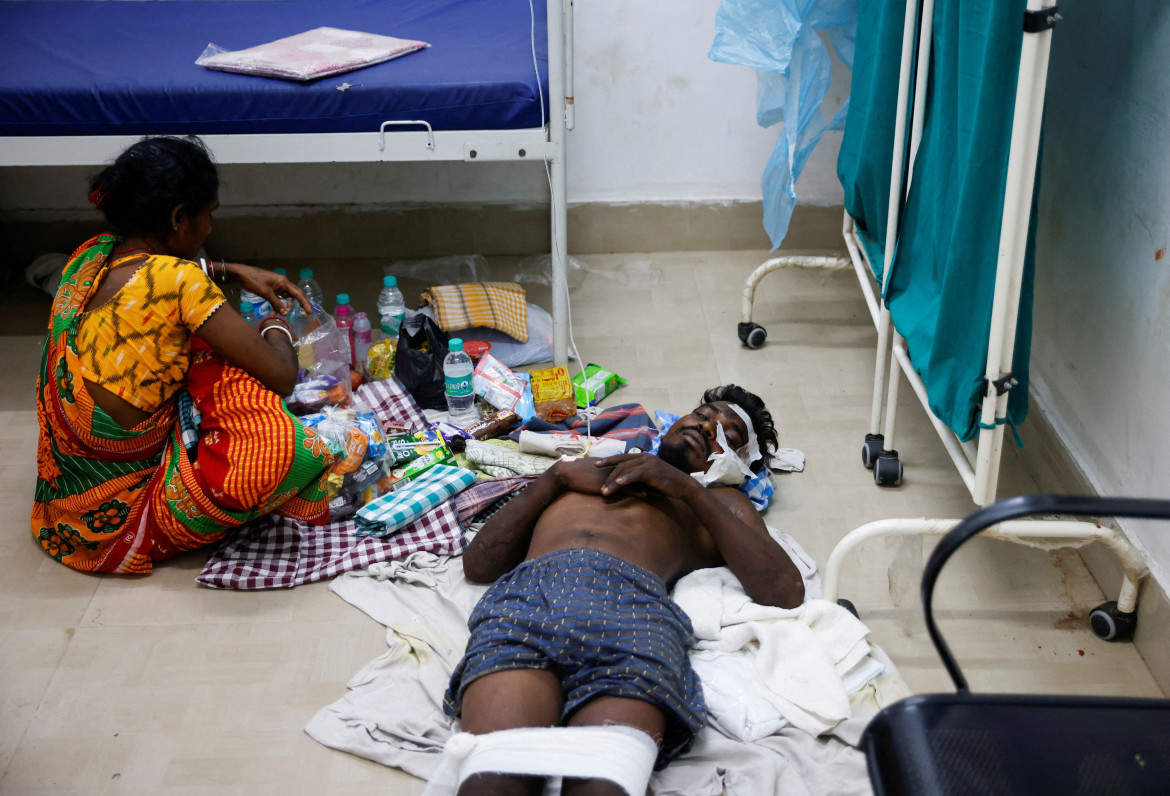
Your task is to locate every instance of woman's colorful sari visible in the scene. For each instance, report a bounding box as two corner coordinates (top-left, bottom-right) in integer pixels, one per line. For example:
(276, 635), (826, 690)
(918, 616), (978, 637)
(32, 234), (333, 574)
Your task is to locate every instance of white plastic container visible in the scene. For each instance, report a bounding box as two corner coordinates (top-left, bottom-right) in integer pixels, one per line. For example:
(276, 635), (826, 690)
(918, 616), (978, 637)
(443, 338), (478, 427)
(376, 275), (406, 339)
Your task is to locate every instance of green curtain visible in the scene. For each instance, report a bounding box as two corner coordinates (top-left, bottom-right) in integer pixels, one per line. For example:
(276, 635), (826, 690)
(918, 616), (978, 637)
(839, 0), (1037, 442)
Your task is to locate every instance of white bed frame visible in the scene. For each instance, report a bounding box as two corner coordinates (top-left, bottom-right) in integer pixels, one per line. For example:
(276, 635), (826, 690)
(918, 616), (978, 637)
(738, 0), (1149, 639)
(0, 0), (575, 368)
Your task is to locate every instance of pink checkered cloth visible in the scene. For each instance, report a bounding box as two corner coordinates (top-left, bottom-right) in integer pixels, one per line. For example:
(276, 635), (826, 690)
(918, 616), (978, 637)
(197, 378), (463, 590)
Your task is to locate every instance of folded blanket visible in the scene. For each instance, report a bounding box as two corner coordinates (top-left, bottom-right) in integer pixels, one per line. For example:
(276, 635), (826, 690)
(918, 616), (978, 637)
(356, 465), (478, 537)
(420, 282), (528, 343)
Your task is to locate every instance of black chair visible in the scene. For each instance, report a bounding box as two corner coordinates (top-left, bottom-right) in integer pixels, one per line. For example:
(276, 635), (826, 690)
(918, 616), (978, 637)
(861, 494), (1170, 795)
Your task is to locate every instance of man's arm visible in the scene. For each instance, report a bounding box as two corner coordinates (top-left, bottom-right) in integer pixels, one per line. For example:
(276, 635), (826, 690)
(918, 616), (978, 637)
(599, 454), (805, 608)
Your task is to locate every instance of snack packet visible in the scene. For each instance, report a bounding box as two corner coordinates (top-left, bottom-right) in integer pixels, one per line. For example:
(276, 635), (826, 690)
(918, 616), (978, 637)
(367, 338), (397, 381)
(472, 353), (527, 412)
(528, 365), (576, 422)
(572, 363), (627, 408)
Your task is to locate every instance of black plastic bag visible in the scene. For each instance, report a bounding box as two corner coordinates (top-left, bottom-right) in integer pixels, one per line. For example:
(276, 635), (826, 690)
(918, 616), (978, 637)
(395, 313), (450, 410)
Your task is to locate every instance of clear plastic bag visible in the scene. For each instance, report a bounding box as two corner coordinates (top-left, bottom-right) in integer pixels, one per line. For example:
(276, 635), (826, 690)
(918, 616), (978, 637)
(286, 312), (353, 415)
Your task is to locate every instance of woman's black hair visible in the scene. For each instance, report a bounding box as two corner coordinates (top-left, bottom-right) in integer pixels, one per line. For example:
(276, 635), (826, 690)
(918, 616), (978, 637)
(88, 135), (219, 238)
(701, 384), (778, 472)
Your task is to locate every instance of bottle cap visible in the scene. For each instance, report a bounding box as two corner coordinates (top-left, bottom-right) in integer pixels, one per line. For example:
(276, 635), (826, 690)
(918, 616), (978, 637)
(337, 293), (350, 305)
(299, 267), (313, 280)
(274, 267), (287, 276)
(383, 275), (398, 288)
(449, 338), (464, 352)
(240, 301), (254, 313)
(355, 311), (367, 320)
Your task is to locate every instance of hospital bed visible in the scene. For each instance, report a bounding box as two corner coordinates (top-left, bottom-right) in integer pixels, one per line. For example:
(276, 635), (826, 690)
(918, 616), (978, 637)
(737, 0), (1152, 638)
(0, 0), (574, 366)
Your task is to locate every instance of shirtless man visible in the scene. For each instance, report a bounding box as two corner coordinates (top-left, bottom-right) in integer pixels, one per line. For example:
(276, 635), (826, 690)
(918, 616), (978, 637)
(443, 385), (805, 795)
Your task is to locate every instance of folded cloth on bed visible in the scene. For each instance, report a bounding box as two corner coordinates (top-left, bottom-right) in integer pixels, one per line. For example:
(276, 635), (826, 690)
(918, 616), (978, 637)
(420, 282), (528, 343)
(196, 27), (429, 82)
(356, 465), (477, 537)
(306, 537), (884, 794)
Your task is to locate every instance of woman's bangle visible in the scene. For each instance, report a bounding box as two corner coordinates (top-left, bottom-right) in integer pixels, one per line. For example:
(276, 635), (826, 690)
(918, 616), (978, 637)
(198, 258), (229, 283)
(260, 322), (295, 346)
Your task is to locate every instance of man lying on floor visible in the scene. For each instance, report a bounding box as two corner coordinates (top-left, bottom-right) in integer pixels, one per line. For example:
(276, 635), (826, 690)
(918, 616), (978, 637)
(439, 385), (805, 796)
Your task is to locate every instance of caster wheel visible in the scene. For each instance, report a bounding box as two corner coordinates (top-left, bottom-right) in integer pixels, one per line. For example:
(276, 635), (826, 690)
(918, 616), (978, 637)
(1089, 600), (1137, 642)
(837, 598), (859, 619)
(862, 434), (884, 469)
(873, 451), (903, 487)
(738, 322), (767, 349)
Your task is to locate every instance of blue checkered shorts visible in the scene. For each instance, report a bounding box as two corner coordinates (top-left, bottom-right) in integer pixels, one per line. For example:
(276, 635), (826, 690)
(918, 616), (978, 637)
(444, 547), (706, 767)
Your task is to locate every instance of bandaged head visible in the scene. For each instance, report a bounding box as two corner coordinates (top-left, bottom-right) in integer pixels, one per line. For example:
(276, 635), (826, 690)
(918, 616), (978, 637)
(691, 402), (763, 487)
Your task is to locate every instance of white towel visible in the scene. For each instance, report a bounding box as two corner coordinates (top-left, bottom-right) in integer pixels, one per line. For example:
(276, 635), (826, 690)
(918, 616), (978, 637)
(672, 569), (873, 738)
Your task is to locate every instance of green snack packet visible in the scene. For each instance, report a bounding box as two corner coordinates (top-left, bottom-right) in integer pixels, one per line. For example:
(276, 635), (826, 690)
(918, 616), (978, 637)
(571, 363), (627, 408)
(384, 444), (456, 491)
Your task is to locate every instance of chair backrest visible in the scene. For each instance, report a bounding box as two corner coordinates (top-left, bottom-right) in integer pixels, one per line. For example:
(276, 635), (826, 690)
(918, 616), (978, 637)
(921, 494), (1170, 692)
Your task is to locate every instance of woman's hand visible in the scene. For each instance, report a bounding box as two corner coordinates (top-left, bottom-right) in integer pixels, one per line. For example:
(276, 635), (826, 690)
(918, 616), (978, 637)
(226, 262), (312, 315)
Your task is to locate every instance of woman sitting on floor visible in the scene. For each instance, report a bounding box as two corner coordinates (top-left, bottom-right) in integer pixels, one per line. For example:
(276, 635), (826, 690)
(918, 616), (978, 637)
(32, 135), (334, 574)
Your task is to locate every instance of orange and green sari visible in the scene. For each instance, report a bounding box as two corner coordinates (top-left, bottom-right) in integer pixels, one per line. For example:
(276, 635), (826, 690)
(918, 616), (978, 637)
(32, 234), (333, 574)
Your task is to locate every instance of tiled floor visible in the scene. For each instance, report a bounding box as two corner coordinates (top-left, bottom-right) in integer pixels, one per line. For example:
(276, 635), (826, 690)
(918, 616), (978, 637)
(0, 250), (1163, 794)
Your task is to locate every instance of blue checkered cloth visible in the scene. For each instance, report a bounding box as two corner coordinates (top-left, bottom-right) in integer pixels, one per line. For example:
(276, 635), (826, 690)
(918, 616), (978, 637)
(444, 547), (706, 768)
(650, 411), (774, 511)
(354, 464), (477, 538)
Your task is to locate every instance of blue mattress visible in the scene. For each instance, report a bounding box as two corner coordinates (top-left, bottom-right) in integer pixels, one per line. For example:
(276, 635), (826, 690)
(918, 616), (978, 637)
(0, 0), (549, 136)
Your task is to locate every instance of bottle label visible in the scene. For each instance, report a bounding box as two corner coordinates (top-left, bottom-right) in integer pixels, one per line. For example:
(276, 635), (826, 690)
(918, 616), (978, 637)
(445, 374), (473, 397)
(380, 313), (403, 337)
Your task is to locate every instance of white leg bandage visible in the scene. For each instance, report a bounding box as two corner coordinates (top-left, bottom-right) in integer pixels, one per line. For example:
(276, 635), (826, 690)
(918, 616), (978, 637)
(423, 725), (658, 795)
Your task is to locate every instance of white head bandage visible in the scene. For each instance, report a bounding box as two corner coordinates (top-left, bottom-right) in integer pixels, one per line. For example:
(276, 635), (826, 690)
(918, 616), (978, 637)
(690, 403), (762, 487)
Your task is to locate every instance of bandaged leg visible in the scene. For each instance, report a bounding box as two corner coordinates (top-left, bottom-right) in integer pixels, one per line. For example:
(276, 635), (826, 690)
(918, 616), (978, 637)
(423, 725), (658, 796)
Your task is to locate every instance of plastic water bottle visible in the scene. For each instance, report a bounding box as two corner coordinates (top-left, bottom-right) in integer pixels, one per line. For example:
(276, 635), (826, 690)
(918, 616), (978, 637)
(298, 268), (325, 313)
(353, 311), (373, 373)
(240, 288), (272, 320)
(240, 300), (259, 327)
(376, 275), (406, 339)
(443, 338), (478, 427)
(335, 294), (355, 367)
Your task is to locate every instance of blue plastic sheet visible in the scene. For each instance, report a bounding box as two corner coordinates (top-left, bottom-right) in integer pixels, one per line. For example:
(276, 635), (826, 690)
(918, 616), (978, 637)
(710, 0), (857, 249)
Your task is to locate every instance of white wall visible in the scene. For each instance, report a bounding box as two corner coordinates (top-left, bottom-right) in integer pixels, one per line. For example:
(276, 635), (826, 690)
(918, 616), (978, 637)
(0, 0), (847, 213)
(1030, 0), (1170, 585)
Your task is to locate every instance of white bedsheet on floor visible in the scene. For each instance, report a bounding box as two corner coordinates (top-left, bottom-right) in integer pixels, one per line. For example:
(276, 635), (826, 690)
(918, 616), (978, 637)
(305, 538), (907, 795)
